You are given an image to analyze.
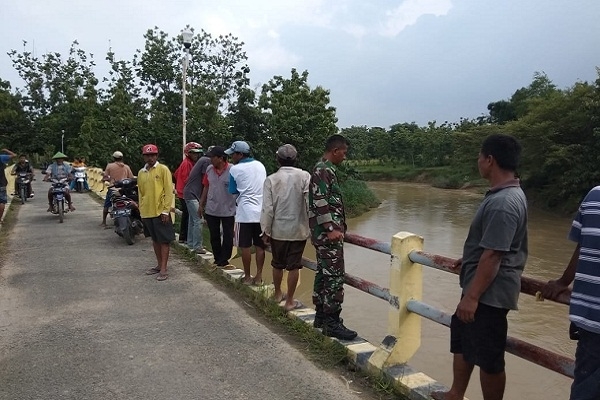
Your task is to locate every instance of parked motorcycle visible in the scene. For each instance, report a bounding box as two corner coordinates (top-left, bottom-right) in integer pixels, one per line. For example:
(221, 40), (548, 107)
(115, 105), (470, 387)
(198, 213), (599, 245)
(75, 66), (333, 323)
(72, 166), (88, 193)
(110, 178), (143, 245)
(15, 172), (33, 204)
(50, 178), (69, 223)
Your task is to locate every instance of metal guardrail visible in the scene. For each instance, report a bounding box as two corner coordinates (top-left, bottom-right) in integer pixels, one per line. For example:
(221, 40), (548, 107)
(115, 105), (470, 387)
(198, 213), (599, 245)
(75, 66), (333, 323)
(300, 231), (576, 379)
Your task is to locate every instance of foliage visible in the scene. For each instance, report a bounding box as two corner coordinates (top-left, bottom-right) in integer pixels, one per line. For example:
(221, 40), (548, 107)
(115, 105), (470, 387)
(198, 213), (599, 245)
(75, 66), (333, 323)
(257, 68), (338, 173)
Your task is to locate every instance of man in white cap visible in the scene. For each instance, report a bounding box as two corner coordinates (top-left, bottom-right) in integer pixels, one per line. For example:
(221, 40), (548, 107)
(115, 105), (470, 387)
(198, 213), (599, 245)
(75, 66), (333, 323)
(225, 140), (267, 285)
(260, 144), (310, 311)
(100, 150), (134, 227)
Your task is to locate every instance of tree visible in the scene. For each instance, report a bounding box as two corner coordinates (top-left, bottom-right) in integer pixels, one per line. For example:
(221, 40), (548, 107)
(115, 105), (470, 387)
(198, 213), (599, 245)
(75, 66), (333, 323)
(257, 69), (338, 172)
(0, 79), (31, 152)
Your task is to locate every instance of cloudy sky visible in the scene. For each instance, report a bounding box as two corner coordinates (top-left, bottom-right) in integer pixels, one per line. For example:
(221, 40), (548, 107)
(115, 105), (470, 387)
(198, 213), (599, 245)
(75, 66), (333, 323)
(1, 0), (599, 128)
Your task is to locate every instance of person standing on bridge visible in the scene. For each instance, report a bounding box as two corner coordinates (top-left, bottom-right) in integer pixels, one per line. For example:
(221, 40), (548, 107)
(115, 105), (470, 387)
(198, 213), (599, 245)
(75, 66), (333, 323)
(432, 134), (528, 400)
(0, 148), (17, 224)
(260, 144), (311, 311)
(199, 146), (237, 268)
(542, 187), (600, 400)
(309, 134), (357, 341)
(225, 140), (267, 285)
(138, 144), (175, 282)
(173, 142), (202, 248)
(100, 151), (134, 227)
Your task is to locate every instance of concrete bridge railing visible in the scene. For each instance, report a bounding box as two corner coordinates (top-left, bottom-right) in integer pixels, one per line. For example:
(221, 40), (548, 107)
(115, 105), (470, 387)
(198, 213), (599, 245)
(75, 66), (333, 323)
(285, 231), (575, 398)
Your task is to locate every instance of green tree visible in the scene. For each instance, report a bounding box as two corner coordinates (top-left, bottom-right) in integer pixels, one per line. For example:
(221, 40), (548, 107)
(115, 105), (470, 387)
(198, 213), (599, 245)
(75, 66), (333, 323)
(257, 69), (338, 172)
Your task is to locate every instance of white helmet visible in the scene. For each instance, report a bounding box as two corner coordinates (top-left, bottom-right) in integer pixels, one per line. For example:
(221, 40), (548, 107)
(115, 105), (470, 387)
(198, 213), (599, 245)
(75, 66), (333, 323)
(112, 151), (124, 158)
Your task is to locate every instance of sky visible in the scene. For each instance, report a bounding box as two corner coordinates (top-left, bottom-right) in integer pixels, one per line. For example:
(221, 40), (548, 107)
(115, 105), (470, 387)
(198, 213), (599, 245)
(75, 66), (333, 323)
(1, 0), (600, 129)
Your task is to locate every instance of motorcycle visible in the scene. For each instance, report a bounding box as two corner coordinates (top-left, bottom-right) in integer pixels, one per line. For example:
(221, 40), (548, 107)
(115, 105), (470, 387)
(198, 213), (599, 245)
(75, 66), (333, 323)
(50, 178), (69, 223)
(72, 166), (88, 193)
(15, 172), (33, 204)
(110, 178), (143, 245)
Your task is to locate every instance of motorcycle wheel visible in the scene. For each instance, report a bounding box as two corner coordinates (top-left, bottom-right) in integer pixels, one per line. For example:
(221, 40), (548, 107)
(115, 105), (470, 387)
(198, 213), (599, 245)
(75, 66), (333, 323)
(123, 221), (134, 245)
(58, 201), (64, 223)
(77, 181), (83, 193)
(20, 186), (25, 204)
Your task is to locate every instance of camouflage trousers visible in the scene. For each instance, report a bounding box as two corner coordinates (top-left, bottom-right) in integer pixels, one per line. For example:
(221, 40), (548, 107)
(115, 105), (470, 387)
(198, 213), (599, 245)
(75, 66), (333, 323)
(312, 238), (345, 314)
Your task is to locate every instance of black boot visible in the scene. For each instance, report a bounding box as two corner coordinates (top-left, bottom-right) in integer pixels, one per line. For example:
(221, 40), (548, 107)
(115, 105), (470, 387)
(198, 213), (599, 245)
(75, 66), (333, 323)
(323, 311), (357, 340)
(313, 305), (325, 328)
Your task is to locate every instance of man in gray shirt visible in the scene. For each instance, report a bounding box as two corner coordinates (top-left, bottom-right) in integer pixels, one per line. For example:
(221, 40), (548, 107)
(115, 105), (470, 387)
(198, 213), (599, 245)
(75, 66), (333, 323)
(183, 149), (211, 254)
(432, 134), (527, 400)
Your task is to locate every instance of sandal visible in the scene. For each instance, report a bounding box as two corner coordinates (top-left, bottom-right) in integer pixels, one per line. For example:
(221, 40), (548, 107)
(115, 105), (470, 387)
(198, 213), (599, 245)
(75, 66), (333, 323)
(145, 267), (161, 275)
(156, 273), (168, 281)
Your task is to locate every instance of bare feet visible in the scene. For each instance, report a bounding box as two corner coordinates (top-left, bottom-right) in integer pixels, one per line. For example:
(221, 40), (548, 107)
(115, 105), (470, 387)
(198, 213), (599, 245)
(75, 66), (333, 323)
(284, 300), (304, 311)
(272, 293), (287, 303)
(242, 275), (254, 285)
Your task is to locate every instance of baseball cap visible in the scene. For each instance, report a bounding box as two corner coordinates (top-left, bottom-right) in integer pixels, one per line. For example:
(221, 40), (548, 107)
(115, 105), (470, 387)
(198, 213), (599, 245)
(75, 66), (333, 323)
(224, 141), (250, 155)
(188, 147), (203, 153)
(112, 151), (123, 158)
(276, 144), (297, 160)
(206, 146), (227, 157)
(142, 144), (159, 154)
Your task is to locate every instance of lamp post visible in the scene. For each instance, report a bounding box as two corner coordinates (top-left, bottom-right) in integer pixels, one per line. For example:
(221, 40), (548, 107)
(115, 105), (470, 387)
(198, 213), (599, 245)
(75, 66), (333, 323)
(61, 130), (65, 153)
(181, 29), (193, 160)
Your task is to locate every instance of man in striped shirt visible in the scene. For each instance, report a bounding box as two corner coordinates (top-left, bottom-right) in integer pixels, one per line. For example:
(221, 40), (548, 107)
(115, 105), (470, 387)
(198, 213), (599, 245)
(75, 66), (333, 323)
(543, 186), (600, 400)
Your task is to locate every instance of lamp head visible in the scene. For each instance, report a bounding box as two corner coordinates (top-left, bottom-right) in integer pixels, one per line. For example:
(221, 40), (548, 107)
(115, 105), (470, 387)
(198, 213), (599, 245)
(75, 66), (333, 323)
(182, 29), (193, 49)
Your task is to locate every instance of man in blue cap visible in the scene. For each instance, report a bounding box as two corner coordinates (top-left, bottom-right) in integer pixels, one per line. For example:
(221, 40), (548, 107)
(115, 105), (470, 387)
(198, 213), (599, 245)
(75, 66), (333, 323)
(225, 141), (267, 285)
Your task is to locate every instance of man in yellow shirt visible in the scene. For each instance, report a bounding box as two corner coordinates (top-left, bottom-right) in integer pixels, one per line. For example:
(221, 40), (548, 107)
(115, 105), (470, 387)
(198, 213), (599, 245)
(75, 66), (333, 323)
(138, 144), (175, 281)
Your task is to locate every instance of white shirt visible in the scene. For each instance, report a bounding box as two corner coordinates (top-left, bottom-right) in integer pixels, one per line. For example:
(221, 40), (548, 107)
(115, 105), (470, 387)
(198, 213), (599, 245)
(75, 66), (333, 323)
(229, 158), (267, 223)
(260, 167), (310, 241)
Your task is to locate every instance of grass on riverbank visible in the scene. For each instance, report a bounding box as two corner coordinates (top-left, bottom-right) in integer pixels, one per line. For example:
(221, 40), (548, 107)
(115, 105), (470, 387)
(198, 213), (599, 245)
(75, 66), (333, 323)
(353, 163), (487, 190)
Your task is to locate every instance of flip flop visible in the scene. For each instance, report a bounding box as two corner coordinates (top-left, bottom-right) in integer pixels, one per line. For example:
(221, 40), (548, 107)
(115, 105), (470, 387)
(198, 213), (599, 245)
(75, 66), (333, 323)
(284, 300), (305, 312)
(156, 273), (168, 281)
(145, 267), (161, 275)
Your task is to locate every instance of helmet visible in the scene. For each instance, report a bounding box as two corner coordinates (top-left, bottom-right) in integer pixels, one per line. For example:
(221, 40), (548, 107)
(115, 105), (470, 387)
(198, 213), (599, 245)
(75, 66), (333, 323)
(184, 142), (203, 156)
(52, 151), (68, 160)
(112, 151), (124, 158)
(142, 144), (159, 155)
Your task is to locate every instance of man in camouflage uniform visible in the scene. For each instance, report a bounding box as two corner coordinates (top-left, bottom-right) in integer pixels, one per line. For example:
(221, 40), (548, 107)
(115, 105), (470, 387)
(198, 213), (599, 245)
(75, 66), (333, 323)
(308, 134), (357, 340)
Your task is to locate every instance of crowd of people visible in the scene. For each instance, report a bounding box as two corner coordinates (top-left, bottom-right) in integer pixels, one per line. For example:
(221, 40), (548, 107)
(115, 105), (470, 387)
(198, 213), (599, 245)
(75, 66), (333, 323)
(1, 132), (599, 399)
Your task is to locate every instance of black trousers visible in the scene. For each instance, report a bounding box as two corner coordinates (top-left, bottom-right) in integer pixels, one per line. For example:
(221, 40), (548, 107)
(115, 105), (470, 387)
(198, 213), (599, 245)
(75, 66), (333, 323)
(178, 198), (189, 242)
(205, 214), (234, 266)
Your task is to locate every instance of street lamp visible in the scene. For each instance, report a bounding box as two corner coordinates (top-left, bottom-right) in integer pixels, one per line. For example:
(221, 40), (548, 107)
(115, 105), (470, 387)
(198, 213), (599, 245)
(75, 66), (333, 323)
(181, 28), (193, 160)
(61, 130), (65, 153)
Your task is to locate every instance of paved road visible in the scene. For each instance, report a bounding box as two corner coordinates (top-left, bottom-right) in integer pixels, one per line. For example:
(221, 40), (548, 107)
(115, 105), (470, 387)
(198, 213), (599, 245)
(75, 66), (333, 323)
(0, 179), (369, 400)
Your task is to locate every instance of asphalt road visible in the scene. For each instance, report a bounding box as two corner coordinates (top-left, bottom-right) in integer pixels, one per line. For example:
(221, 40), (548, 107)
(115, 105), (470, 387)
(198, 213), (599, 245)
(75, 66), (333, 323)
(0, 178), (370, 400)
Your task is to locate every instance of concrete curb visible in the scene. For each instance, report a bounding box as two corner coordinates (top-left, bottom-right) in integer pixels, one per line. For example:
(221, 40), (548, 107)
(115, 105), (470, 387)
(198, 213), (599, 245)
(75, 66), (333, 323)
(175, 238), (457, 400)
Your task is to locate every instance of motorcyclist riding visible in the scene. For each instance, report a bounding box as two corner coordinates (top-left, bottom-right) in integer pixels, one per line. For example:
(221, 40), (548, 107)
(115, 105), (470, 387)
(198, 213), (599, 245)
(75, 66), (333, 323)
(44, 152), (75, 212)
(11, 154), (34, 198)
(69, 157), (90, 191)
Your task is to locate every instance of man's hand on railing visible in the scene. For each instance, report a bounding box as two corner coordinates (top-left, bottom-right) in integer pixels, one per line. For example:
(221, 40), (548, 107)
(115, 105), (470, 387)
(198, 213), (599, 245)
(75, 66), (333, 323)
(541, 279), (570, 301)
(327, 230), (344, 242)
(453, 257), (463, 269)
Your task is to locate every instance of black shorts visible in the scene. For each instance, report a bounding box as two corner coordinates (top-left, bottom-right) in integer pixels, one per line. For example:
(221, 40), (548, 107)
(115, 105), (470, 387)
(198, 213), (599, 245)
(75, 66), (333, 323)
(142, 216), (176, 244)
(235, 222), (265, 249)
(450, 302), (509, 374)
(270, 239), (306, 271)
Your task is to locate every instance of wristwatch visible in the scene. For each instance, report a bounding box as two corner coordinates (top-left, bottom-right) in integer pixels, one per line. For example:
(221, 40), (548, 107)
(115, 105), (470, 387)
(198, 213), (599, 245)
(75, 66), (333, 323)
(327, 225), (334, 232)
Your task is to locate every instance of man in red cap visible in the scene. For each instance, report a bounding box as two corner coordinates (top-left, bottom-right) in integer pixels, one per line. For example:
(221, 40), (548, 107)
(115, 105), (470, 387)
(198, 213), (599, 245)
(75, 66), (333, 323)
(138, 144), (175, 281)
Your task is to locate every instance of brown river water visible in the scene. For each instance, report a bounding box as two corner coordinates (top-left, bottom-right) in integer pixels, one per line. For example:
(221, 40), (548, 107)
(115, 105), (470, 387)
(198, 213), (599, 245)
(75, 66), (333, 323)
(251, 181), (576, 400)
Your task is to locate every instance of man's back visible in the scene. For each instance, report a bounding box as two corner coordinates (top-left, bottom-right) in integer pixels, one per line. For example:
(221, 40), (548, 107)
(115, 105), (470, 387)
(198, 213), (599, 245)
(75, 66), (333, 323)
(230, 159), (266, 223)
(262, 167), (310, 241)
(105, 162), (134, 184)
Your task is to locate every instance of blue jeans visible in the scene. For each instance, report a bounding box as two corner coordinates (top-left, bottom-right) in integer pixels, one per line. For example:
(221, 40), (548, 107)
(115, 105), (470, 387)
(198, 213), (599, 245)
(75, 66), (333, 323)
(185, 199), (203, 251)
(571, 327), (600, 400)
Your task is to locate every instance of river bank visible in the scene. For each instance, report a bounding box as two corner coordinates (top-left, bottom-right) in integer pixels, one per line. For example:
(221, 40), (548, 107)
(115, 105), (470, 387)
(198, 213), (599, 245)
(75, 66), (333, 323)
(354, 164), (581, 215)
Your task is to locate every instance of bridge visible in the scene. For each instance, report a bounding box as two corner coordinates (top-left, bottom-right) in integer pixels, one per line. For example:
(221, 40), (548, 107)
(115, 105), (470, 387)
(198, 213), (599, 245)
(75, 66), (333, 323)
(2, 165), (575, 399)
